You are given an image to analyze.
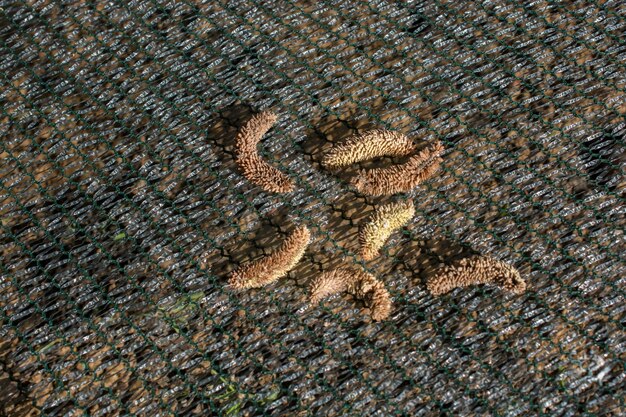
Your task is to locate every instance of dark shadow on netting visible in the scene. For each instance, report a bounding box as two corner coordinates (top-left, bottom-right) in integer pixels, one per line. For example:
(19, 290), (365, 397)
(390, 236), (479, 287)
(577, 127), (625, 195)
(300, 113), (358, 182)
(207, 210), (301, 281)
(205, 102), (256, 169)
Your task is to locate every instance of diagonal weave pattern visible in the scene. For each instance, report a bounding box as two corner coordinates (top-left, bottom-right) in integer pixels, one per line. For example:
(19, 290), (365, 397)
(0, 0), (625, 415)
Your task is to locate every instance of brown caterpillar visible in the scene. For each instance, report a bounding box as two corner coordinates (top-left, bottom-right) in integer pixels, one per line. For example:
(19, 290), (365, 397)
(308, 269), (351, 305)
(308, 268), (391, 321)
(229, 225), (311, 290)
(426, 255), (526, 295)
(234, 111), (295, 193)
(322, 129), (417, 168)
(351, 141), (444, 196)
(359, 200), (415, 261)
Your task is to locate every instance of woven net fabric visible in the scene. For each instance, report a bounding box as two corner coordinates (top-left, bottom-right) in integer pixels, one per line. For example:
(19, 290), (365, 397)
(1, 0), (625, 415)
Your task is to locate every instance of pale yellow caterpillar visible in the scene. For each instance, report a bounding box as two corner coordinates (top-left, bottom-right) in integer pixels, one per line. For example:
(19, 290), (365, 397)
(359, 200), (415, 261)
(322, 129), (417, 168)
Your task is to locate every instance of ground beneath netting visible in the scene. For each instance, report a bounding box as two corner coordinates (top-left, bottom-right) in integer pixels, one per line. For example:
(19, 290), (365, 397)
(0, 0), (625, 416)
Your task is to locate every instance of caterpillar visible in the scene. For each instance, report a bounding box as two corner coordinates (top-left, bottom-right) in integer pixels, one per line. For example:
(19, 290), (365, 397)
(322, 129), (417, 168)
(427, 255), (526, 295)
(234, 111), (295, 193)
(351, 141), (444, 196)
(229, 225), (311, 290)
(308, 268), (391, 321)
(359, 200), (415, 261)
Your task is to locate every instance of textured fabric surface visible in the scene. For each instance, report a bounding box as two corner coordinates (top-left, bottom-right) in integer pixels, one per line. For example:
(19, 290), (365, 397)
(0, 0), (625, 415)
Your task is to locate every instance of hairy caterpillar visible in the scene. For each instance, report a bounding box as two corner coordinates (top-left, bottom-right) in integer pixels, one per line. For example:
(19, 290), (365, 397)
(359, 200), (415, 261)
(427, 255), (526, 295)
(308, 268), (391, 321)
(322, 129), (417, 168)
(234, 111), (295, 193)
(229, 225), (310, 290)
(351, 141), (444, 196)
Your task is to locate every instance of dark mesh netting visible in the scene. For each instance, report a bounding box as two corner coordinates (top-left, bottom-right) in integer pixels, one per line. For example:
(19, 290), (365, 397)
(1, 0), (625, 415)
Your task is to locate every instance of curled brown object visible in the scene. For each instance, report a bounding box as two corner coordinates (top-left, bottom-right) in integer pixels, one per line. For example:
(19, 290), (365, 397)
(322, 129), (417, 168)
(229, 225), (311, 290)
(308, 268), (391, 321)
(351, 141), (444, 196)
(234, 111), (295, 193)
(359, 200), (415, 261)
(427, 255), (526, 295)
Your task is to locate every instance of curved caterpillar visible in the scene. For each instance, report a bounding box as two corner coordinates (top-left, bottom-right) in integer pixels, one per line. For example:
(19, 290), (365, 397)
(229, 225), (311, 290)
(234, 111), (295, 193)
(427, 255), (526, 295)
(359, 200), (415, 261)
(322, 129), (417, 168)
(308, 268), (391, 321)
(351, 141), (444, 196)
